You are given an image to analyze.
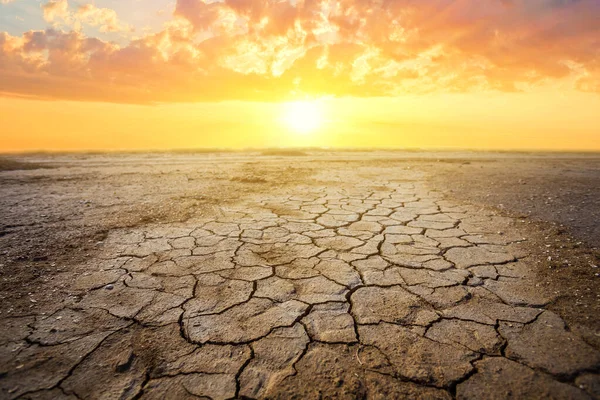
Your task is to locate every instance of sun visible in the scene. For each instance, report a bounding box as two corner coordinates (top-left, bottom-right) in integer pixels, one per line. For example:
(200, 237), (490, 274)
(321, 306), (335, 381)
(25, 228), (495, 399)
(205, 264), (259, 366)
(282, 101), (323, 134)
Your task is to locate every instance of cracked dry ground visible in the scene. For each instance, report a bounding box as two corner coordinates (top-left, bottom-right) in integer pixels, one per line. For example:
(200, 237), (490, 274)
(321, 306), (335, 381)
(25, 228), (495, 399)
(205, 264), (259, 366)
(2, 162), (600, 399)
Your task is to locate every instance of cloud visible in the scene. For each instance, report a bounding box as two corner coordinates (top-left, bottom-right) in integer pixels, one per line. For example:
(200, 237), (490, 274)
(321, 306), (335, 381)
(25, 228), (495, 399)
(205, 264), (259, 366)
(1, 0), (599, 103)
(42, 0), (132, 33)
(76, 4), (133, 33)
(42, 0), (71, 25)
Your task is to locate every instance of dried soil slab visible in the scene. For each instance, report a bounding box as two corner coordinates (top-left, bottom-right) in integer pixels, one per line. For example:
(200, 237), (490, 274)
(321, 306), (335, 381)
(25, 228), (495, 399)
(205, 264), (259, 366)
(169, 236), (195, 249)
(469, 265), (498, 279)
(275, 258), (320, 279)
(317, 214), (358, 228)
(351, 286), (438, 326)
(445, 247), (516, 269)
(315, 259), (362, 288)
(0, 332), (112, 400)
(389, 210), (419, 223)
(392, 245), (440, 256)
(351, 235), (384, 255)
(174, 253), (235, 274)
(457, 358), (591, 400)
(426, 319), (503, 354)
(29, 308), (129, 345)
(239, 324), (309, 398)
(184, 298), (308, 344)
(124, 272), (163, 290)
(62, 324), (197, 399)
(122, 255), (158, 273)
(484, 278), (553, 307)
(267, 344), (452, 399)
(438, 237), (472, 248)
(203, 222), (240, 236)
(399, 268), (469, 288)
(77, 283), (156, 319)
(408, 285), (471, 309)
(147, 260), (190, 277)
(62, 332), (146, 399)
(253, 243), (324, 265)
(302, 303), (357, 343)
(408, 220), (455, 230)
(382, 253), (439, 267)
(217, 266), (273, 281)
(159, 343), (251, 377)
(346, 221), (383, 233)
(359, 323), (477, 387)
(422, 258), (454, 271)
(362, 267), (405, 286)
(352, 256), (389, 272)
(385, 234), (413, 244)
(142, 373), (237, 400)
(193, 237), (241, 255)
(144, 226), (194, 239)
(425, 228), (467, 238)
(441, 300), (542, 325)
(183, 274), (253, 317)
(575, 374), (600, 399)
(73, 269), (126, 290)
(0, 316), (35, 346)
(501, 311), (600, 377)
(384, 225), (423, 235)
(135, 292), (187, 325)
(255, 276), (348, 304)
(315, 236), (364, 251)
(14, 388), (79, 400)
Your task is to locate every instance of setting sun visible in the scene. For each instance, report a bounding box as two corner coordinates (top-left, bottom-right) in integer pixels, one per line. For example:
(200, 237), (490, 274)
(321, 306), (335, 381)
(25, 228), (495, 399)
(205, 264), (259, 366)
(282, 101), (323, 134)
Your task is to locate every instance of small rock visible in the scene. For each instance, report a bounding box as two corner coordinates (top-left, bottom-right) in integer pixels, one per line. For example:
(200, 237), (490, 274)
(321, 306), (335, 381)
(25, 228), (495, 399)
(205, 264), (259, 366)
(115, 351), (135, 373)
(467, 277), (484, 287)
(105, 284), (114, 290)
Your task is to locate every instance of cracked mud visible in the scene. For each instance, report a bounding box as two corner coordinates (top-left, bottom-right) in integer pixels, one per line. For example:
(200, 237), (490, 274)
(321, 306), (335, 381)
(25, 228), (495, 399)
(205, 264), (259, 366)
(1, 153), (599, 399)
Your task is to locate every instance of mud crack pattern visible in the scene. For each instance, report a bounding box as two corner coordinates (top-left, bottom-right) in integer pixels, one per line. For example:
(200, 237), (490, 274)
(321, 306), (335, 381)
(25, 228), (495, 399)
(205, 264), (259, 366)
(1, 178), (599, 399)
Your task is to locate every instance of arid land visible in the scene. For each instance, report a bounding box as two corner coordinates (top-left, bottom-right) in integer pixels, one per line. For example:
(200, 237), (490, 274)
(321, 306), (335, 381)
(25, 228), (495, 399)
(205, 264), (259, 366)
(0, 150), (599, 399)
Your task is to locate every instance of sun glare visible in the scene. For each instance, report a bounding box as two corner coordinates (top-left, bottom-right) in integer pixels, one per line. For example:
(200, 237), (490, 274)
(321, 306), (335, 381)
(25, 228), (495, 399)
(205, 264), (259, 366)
(282, 101), (322, 134)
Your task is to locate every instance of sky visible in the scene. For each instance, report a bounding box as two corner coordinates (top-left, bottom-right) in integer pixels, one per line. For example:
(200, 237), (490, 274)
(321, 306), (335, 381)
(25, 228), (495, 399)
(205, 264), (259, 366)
(0, 0), (599, 152)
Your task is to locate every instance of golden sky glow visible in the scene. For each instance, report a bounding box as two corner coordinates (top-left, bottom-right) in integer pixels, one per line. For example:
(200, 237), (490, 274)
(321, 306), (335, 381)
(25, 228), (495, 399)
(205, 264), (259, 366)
(1, 0), (599, 151)
(283, 101), (323, 134)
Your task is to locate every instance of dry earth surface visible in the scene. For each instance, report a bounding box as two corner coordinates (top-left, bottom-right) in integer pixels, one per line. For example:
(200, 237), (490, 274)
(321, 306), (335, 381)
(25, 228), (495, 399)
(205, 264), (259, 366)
(0, 151), (599, 399)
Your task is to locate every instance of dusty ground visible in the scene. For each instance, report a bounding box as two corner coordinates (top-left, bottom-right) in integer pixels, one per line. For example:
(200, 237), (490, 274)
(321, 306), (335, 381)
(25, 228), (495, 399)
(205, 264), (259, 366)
(0, 151), (599, 399)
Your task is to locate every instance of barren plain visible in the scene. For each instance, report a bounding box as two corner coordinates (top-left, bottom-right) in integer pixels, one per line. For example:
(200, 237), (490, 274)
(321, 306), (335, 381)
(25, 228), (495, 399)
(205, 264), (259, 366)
(0, 151), (599, 399)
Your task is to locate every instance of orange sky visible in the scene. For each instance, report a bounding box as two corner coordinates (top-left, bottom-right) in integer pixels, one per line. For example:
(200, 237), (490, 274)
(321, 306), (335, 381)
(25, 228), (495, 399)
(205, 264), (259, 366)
(1, 0), (599, 152)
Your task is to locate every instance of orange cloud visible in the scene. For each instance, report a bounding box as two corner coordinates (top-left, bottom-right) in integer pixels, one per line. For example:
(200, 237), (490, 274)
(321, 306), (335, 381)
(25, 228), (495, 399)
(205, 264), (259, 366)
(1, 0), (599, 103)
(76, 4), (133, 33)
(42, 0), (132, 33)
(42, 0), (71, 25)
